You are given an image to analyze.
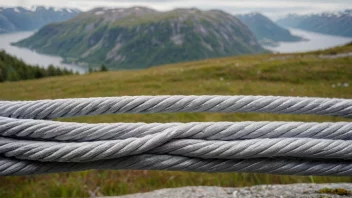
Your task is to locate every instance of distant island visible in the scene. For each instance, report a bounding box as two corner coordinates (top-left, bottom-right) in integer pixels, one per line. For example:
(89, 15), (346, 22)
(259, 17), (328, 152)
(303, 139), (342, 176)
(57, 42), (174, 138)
(5, 6), (350, 70)
(14, 7), (267, 69)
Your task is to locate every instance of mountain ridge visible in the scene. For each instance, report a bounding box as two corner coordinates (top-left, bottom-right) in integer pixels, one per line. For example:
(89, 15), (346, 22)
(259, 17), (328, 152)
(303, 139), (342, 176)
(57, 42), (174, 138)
(15, 7), (266, 69)
(0, 6), (80, 33)
(237, 13), (303, 46)
(277, 10), (352, 37)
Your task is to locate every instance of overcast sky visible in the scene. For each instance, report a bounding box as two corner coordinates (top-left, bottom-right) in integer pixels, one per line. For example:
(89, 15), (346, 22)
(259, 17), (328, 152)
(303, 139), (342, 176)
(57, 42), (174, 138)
(1, 0), (352, 19)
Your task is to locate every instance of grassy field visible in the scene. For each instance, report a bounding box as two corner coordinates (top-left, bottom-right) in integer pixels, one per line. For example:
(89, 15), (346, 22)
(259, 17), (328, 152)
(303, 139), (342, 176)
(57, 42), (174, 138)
(0, 44), (352, 197)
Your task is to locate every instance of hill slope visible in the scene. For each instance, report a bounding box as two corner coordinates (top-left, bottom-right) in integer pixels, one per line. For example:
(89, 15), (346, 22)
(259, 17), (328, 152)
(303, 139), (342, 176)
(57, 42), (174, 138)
(0, 6), (80, 33)
(15, 7), (265, 69)
(277, 10), (352, 37)
(237, 13), (302, 45)
(0, 50), (74, 82)
(0, 44), (351, 197)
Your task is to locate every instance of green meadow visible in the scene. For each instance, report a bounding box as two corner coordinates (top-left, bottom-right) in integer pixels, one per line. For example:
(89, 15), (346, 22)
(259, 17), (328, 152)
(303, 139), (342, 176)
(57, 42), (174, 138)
(0, 44), (351, 197)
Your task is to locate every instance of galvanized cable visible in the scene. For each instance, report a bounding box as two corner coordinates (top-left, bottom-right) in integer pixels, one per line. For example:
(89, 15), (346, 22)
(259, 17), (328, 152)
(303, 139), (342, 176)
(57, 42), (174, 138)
(1, 96), (352, 119)
(1, 117), (352, 141)
(1, 95), (352, 176)
(1, 137), (352, 162)
(1, 155), (352, 176)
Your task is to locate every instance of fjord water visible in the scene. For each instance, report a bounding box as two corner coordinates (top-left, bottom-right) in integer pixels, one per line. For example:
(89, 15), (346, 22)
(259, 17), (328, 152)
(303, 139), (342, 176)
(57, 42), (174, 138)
(0, 31), (86, 73)
(265, 28), (352, 53)
(1, 29), (351, 71)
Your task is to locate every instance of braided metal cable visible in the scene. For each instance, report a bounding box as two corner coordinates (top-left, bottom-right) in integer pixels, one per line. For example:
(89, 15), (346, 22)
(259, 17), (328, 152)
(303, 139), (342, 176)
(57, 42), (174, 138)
(1, 137), (352, 162)
(1, 95), (352, 176)
(2, 155), (352, 176)
(1, 117), (352, 141)
(1, 96), (352, 119)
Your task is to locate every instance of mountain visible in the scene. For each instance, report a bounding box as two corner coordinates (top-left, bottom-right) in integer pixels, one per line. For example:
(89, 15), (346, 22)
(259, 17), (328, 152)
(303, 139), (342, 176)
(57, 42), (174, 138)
(237, 13), (302, 46)
(277, 10), (352, 37)
(15, 7), (266, 69)
(0, 50), (74, 82)
(0, 6), (80, 33)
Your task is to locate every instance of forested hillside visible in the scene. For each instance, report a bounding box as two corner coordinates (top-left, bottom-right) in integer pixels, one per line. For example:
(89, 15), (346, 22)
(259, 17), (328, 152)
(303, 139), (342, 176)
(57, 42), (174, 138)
(0, 50), (75, 82)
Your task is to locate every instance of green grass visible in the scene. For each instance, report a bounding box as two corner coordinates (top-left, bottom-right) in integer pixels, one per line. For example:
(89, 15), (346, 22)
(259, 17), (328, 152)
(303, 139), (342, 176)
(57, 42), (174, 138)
(0, 46), (351, 197)
(317, 187), (352, 196)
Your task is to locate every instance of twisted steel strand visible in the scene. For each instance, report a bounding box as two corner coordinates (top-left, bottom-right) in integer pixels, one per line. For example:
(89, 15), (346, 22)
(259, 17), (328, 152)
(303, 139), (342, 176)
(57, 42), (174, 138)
(1, 96), (352, 119)
(1, 95), (352, 176)
(1, 155), (352, 176)
(2, 137), (352, 162)
(1, 117), (352, 141)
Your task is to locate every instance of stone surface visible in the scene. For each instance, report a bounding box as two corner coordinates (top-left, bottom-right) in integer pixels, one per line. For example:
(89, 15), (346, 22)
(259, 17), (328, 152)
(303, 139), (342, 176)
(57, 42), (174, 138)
(103, 183), (352, 198)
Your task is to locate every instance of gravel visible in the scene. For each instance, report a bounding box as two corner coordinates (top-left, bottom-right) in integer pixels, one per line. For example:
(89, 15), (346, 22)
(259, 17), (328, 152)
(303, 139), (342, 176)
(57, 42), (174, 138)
(102, 183), (352, 198)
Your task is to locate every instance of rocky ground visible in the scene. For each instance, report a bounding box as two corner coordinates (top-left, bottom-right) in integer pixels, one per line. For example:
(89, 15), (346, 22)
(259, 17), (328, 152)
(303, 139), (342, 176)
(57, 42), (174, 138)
(103, 183), (352, 198)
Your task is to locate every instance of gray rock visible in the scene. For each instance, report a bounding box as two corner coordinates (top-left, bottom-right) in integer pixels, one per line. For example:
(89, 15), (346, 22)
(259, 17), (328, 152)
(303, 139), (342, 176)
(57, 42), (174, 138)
(102, 183), (352, 198)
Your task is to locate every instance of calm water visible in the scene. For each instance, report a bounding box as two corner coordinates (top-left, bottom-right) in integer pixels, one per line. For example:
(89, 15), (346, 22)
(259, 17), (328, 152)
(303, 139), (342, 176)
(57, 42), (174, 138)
(264, 28), (352, 53)
(0, 31), (86, 73)
(1, 29), (351, 72)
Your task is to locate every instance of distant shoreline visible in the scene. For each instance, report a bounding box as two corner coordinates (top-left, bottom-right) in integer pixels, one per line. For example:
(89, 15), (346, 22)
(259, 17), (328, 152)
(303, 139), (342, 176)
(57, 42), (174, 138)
(264, 28), (352, 53)
(0, 31), (87, 73)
